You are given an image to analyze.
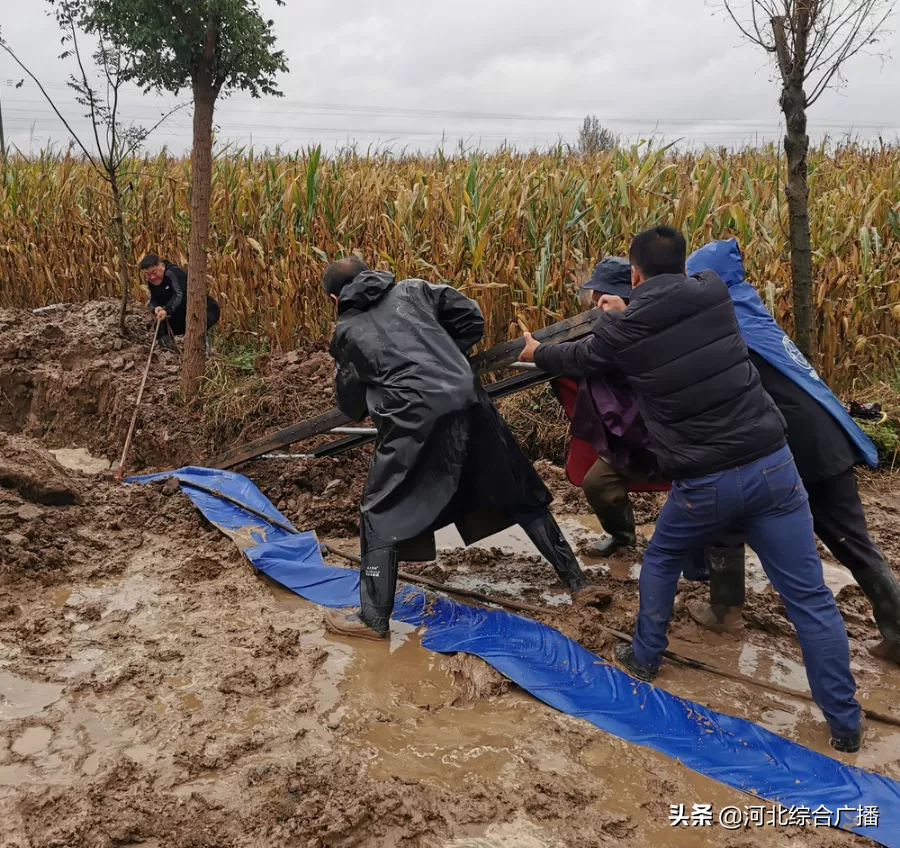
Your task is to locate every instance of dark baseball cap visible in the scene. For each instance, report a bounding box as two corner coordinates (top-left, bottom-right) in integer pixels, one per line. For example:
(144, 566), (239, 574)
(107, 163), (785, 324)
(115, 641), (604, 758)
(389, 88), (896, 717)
(580, 257), (632, 299)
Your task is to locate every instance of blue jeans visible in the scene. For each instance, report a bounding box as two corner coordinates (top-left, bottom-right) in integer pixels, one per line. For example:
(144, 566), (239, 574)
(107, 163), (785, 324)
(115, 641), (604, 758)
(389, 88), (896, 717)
(633, 445), (860, 737)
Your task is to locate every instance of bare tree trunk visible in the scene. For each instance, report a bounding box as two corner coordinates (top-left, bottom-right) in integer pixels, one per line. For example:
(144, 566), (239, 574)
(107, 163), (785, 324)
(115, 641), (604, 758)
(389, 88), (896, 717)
(781, 84), (816, 363)
(183, 76), (215, 398)
(110, 173), (131, 337)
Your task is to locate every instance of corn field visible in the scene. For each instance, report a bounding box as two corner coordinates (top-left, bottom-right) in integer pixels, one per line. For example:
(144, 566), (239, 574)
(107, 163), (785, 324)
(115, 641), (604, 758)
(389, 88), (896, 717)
(1, 142), (899, 387)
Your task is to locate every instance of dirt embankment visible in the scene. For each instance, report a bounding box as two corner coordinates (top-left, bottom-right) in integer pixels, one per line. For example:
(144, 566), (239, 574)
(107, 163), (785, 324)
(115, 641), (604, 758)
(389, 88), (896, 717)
(0, 300), (371, 534)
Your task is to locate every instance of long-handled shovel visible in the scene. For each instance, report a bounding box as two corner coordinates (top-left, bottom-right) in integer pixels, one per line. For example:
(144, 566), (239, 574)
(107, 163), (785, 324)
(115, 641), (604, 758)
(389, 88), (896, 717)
(114, 322), (160, 482)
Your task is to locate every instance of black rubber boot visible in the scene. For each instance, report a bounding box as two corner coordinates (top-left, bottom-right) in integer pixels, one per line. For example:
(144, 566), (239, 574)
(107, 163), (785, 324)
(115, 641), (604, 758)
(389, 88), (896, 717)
(519, 510), (589, 592)
(854, 561), (900, 663)
(587, 500), (637, 557)
(158, 333), (176, 352)
(358, 544), (398, 636)
(709, 546), (746, 607)
(687, 546), (746, 634)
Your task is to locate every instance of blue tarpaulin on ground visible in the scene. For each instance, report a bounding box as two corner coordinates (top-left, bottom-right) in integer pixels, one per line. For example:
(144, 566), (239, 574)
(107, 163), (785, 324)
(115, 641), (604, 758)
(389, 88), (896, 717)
(130, 467), (900, 846)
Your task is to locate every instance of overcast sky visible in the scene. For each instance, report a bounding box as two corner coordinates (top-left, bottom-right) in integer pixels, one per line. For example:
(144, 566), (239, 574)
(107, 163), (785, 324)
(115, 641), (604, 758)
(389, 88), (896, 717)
(1, 0), (898, 154)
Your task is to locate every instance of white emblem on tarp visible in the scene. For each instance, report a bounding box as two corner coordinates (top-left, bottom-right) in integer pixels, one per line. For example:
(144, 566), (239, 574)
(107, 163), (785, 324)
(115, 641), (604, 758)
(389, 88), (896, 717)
(782, 335), (820, 382)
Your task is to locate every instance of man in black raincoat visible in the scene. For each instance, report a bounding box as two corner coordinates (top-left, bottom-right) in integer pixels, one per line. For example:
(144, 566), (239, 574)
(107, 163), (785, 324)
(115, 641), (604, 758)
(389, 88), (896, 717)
(322, 257), (603, 640)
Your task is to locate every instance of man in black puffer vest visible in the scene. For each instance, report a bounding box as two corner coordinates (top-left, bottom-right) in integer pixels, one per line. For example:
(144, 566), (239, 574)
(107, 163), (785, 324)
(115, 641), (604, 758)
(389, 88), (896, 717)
(140, 253), (220, 353)
(520, 226), (862, 753)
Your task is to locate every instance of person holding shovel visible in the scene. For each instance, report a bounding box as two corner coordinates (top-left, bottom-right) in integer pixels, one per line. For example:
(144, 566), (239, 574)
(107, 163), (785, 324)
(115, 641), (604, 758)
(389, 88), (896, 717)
(520, 226), (863, 753)
(321, 256), (606, 642)
(139, 253), (220, 354)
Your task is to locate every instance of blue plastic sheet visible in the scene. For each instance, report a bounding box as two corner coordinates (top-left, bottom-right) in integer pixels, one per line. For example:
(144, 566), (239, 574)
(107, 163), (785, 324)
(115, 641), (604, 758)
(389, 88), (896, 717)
(129, 467), (900, 846)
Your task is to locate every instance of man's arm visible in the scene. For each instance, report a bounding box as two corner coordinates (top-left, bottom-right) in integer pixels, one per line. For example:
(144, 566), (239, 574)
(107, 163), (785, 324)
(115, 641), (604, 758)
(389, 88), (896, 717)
(429, 284), (485, 352)
(530, 312), (625, 377)
(160, 267), (186, 315)
(334, 363), (368, 422)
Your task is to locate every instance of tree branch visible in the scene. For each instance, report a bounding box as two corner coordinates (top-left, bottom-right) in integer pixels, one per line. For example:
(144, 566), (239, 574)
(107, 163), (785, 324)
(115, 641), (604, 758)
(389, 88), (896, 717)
(807, 4), (892, 104)
(0, 38), (101, 173)
(122, 102), (187, 160)
(724, 0), (774, 47)
(68, 16), (108, 171)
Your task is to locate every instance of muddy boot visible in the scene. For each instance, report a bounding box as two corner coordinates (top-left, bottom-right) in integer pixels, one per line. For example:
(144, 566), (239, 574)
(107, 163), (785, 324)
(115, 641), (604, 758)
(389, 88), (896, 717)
(324, 610), (388, 641)
(357, 541), (399, 637)
(614, 642), (658, 682)
(830, 720), (864, 754)
(518, 510), (589, 594)
(686, 546), (746, 634)
(157, 332), (176, 352)
(854, 561), (900, 663)
(587, 500), (637, 558)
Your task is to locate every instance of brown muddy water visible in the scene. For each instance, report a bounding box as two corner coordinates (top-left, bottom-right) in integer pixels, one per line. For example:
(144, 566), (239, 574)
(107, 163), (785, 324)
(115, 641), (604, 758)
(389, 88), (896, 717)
(1, 444), (896, 846)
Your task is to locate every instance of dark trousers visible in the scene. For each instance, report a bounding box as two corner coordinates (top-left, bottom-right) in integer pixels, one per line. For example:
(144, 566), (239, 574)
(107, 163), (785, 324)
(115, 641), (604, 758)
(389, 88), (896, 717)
(159, 298), (221, 338)
(633, 445), (860, 737)
(808, 467), (884, 573)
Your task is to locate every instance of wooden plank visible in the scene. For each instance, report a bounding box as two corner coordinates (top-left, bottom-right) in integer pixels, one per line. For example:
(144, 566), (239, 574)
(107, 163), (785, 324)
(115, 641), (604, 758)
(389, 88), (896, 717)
(209, 407), (352, 470)
(300, 370), (554, 461)
(208, 310), (597, 470)
(469, 307), (599, 374)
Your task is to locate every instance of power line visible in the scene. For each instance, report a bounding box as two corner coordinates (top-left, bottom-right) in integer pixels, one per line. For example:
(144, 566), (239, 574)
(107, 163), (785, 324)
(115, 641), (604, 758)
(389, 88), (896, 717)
(5, 107), (900, 137)
(6, 80), (900, 129)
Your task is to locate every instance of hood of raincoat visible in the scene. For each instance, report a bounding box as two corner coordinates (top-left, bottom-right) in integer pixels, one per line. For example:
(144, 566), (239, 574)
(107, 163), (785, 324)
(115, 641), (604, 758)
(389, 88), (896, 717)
(337, 271), (395, 315)
(686, 238), (877, 468)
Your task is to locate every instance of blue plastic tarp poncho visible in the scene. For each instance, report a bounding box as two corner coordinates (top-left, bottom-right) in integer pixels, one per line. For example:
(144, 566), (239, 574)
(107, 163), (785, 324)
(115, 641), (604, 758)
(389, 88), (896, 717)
(686, 238), (878, 469)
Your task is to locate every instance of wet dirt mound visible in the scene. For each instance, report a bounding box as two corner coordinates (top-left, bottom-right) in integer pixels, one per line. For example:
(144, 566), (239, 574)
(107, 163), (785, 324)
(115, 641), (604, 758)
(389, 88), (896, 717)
(1, 300), (373, 531)
(0, 301), (353, 476)
(1, 301), (202, 471)
(0, 433), (83, 506)
(441, 653), (511, 707)
(0, 439), (142, 587)
(244, 452), (369, 536)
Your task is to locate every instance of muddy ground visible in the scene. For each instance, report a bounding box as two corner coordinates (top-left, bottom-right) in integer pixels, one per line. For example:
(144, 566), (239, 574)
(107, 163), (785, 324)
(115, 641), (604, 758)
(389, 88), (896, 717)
(2, 302), (900, 847)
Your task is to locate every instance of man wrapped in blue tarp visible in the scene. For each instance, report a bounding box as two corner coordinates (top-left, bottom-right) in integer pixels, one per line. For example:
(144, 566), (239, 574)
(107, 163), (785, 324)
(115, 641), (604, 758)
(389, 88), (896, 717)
(684, 239), (900, 664)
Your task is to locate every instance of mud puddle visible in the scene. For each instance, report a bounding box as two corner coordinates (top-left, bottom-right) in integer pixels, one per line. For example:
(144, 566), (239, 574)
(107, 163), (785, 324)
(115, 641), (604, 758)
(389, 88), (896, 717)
(326, 619), (880, 847)
(0, 427), (891, 847)
(437, 514), (863, 598)
(50, 447), (111, 475)
(433, 514), (900, 777)
(0, 673), (63, 721)
(1, 531), (873, 846)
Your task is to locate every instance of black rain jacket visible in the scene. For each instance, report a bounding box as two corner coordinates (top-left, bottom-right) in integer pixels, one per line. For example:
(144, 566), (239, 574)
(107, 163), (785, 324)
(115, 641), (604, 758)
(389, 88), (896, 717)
(330, 272), (551, 556)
